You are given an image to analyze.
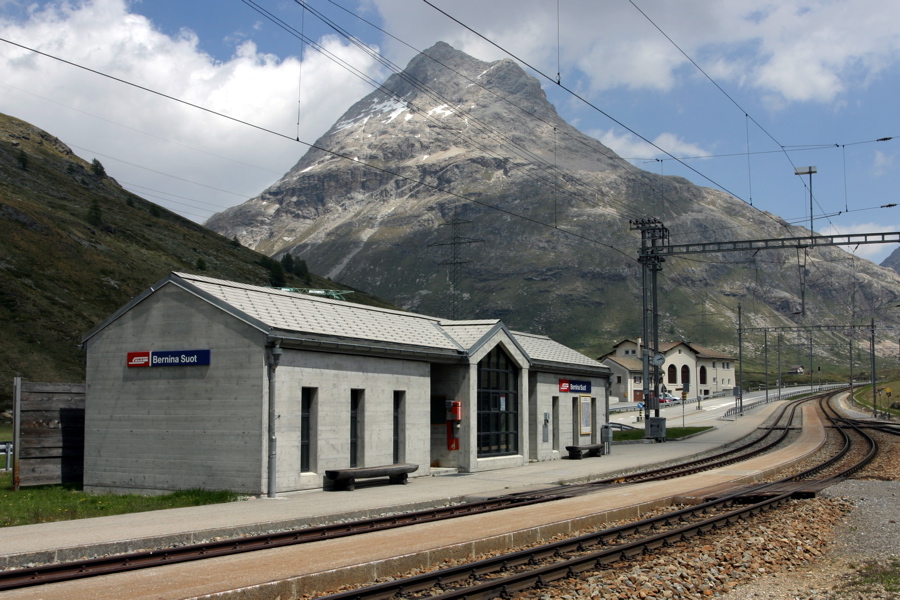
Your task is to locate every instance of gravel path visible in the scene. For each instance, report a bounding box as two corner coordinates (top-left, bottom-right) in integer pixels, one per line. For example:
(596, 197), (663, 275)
(718, 479), (900, 600)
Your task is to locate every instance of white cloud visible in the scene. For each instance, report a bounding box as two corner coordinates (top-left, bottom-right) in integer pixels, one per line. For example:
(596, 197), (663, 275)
(373, 0), (900, 105)
(590, 128), (711, 164)
(0, 0), (383, 220)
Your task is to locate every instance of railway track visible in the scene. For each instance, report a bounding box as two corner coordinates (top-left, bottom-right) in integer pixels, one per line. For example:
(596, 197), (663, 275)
(313, 390), (878, 600)
(0, 392), (839, 593)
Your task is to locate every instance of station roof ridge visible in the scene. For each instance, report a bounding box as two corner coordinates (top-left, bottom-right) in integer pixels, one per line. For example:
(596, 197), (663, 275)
(82, 272), (609, 377)
(174, 272), (439, 322)
(172, 272), (458, 352)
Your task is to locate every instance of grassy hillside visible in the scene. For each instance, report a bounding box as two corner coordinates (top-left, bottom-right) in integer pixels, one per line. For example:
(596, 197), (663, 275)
(0, 113), (394, 413)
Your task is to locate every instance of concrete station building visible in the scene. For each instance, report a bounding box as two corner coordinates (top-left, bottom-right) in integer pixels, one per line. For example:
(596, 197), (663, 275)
(80, 273), (611, 495)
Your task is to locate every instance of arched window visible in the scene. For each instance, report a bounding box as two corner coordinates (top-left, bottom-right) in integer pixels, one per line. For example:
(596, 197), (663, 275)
(699, 366), (707, 385)
(476, 346), (519, 457)
(667, 364), (677, 384)
(681, 365), (690, 384)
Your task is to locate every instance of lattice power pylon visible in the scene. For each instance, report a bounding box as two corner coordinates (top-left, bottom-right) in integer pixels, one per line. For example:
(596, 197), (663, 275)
(429, 214), (483, 320)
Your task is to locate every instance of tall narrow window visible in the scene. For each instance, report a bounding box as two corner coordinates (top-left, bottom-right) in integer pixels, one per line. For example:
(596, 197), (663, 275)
(350, 389), (363, 468)
(681, 365), (690, 385)
(301, 387), (316, 472)
(393, 391), (405, 464)
(551, 396), (560, 451)
(476, 346), (519, 457)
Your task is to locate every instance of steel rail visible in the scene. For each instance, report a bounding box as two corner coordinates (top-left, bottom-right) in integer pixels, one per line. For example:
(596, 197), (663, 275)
(0, 495), (556, 591)
(314, 390), (875, 600)
(512, 395), (809, 499)
(0, 395), (812, 592)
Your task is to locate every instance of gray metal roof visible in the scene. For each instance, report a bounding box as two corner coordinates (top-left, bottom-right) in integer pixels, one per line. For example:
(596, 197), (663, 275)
(514, 331), (610, 375)
(83, 272), (606, 375)
(179, 273), (461, 351)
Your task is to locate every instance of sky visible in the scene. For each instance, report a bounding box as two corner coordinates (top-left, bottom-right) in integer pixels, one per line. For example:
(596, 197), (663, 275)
(1, 0), (899, 263)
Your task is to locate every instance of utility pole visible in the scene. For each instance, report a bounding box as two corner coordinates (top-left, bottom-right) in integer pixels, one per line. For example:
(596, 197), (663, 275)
(637, 225), (900, 420)
(778, 333), (782, 401)
(630, 219), (667, 437)
(871, 318), (877, 417)
(738, 303), (743, 415)
(809, 331), (814, 392)
(764, 329), (769, 403)
(795, 165), (816, 317)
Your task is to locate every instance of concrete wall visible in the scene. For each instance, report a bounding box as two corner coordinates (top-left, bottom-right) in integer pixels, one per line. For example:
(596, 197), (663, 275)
(83, 285), (265, 495)
(429, 363), (468, 469)
(276, 350), (432, 490)
(527, 372), (607, 460)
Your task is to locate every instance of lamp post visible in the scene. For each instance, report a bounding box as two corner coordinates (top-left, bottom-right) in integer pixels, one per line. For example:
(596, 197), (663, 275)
(795, 166), (816, 318)
(795, 166), (817, 235)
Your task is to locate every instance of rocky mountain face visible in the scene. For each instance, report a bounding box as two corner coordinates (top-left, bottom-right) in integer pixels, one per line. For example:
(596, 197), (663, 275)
(881, 247), (900, 275)
(207, 42), (900, 362)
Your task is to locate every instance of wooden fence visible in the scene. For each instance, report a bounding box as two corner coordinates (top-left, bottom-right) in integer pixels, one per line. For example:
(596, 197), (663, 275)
(12, 378), (85, 489)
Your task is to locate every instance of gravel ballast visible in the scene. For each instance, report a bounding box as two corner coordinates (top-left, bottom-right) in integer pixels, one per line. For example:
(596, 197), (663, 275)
(512, 429), (900, 600)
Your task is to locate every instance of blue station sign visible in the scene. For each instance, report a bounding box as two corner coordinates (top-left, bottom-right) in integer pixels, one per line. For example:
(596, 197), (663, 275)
(559, 379), (591, 393)
(127, 349), (211, 368)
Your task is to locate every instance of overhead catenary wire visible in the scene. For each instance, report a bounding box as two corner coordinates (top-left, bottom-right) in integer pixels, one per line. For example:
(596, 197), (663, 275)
(245, 0), (622, 219)
(625, 0), (900, 251)
(0, 35), (635, 263)
(419, 0), (744, 203)
(302, 0), (893, 274)
(277, 0), (647, 220)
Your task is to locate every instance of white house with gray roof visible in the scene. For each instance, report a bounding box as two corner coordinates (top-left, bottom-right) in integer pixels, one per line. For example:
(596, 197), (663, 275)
(81, 272), (610, 495)
(601, 338), (735, 403)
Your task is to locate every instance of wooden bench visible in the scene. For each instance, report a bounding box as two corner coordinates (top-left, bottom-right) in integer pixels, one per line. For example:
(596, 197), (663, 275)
(324, 463), (418, 491)
(565, 444), (604, 460)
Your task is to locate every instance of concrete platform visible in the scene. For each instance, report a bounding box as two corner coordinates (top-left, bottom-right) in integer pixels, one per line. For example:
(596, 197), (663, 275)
(0, 403), (783, 570)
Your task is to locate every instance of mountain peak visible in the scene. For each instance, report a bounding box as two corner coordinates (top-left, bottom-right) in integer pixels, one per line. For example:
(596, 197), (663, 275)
(205, 44), (900, 359)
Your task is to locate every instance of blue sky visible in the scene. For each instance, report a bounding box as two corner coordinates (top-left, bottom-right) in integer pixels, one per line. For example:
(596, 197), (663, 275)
(2, 0), (899, 262)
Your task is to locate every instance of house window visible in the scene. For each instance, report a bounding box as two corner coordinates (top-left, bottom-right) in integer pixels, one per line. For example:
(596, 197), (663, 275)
(476, 346), (519, 457)
(699, 366), (707, 385)
(681, 365), (690, 384)
(667, 365), (677, 384)
(616, 375), (622, 384)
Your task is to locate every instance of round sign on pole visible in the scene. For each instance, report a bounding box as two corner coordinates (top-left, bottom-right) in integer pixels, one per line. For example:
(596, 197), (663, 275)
(652, 353), (665, 367)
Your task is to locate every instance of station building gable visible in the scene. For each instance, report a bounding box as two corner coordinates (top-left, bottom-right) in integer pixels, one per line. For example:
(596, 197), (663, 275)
(81, 273), (610, 495)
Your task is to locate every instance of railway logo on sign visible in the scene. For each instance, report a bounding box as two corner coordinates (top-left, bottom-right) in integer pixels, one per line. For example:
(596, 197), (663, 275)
(127, 351), (151, 367)
(126, 350), (210, 368)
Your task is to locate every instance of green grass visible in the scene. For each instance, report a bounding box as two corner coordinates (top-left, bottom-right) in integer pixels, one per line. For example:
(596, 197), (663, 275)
(0, 470), (239, 527)
(0, 423), (11, 441)
(613, 426), (711, 442)
(851, 380), (900, 418)
(837, 559), (900, 595)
